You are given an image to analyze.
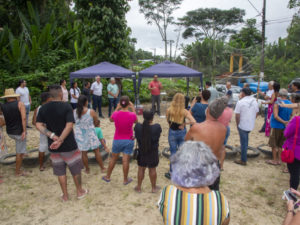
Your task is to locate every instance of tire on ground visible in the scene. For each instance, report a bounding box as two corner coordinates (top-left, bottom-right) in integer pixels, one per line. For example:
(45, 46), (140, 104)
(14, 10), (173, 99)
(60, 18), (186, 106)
(22, 149), (50, 166)
(0, 153), (17, 165)
(257, 144), (272, 157)
(225, 145), (237, 159)
(88, 149), (109, 164)
(235, 146), (260, 158)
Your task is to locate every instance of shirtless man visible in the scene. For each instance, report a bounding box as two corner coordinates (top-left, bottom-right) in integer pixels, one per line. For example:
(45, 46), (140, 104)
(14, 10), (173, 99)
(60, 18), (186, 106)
(185, 97), (227, 190)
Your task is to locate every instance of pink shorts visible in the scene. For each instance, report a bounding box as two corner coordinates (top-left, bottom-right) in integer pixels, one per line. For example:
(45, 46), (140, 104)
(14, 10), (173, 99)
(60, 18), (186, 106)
(50, 149), (83, 176)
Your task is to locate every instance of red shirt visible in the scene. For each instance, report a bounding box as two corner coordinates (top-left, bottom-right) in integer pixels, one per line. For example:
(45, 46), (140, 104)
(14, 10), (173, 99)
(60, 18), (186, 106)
(148, 80), (162, 96)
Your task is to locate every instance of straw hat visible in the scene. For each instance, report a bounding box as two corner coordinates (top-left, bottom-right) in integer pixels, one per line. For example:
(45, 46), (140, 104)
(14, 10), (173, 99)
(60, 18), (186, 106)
(0, 88), (20, 98)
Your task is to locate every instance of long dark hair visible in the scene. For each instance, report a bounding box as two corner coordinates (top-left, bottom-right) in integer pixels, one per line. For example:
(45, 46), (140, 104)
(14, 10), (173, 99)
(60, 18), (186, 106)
(273, 81), (280, 93)
(76, 95), (87, 119)
(141, 110), (154, 153)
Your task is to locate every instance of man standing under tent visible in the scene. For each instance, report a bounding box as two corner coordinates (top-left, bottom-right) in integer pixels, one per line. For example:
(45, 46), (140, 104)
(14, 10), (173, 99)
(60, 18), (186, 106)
(148, 75), (162, 116)
(91, 76), (104, 118)
(107, 78), (119, 117)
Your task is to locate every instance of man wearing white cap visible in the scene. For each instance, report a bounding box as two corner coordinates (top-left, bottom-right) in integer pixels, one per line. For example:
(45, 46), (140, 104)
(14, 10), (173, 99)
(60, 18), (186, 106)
(0, 89), (27, 176)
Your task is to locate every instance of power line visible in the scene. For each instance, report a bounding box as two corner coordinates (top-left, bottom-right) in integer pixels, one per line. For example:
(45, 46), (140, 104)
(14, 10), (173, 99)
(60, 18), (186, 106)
(247, 0), (261, 15)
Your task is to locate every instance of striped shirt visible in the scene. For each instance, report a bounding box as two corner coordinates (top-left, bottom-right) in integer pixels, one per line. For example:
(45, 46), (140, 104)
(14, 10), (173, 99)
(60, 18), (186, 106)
(158, 185), (230, 225)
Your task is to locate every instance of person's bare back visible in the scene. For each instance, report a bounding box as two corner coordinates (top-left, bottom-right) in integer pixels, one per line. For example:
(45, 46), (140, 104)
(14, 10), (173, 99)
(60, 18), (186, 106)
(185, 98), (228, 160)
(185, 120), (226, 160)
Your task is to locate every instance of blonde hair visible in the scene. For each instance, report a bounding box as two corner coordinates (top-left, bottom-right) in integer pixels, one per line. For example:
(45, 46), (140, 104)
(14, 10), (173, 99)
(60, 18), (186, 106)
(167, 93), (186, 124)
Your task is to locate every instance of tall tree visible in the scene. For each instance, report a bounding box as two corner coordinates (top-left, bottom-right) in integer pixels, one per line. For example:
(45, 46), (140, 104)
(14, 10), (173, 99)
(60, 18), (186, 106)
(179, 7), (244, 82)
(229, 19), (262, 49)
(179, 8), (245, 41)
(138, 0), (183, 59)
(288, 0), (300, 8)
(74, 0), (131, 65)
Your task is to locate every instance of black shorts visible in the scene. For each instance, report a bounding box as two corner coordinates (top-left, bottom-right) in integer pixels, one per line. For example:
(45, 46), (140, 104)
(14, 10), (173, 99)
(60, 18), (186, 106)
(137, 150), (159, 168)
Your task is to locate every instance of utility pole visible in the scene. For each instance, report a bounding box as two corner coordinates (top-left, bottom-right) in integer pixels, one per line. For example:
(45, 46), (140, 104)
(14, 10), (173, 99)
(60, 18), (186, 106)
(169, 40), (174, 61)
(260, 0), (266, 82)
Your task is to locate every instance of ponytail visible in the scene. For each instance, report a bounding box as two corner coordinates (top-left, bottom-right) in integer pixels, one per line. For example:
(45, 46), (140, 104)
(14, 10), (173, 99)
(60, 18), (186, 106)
(141, 110), (154, 153)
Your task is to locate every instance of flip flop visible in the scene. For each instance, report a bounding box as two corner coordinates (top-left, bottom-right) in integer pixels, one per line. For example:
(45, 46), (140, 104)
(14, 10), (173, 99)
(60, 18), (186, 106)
(123, 178), (133, 185)
(77, 189), (89, 200)
(16, 171), (28, 177)
(265, 160), (278, 166)
(282, 168), (289, 173)
(102, 176), (111, 183)
(39, 167), (45, 172)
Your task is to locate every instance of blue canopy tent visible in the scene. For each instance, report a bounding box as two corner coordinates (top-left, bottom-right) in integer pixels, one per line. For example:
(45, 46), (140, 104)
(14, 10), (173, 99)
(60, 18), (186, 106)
(138, 61), (203, 98)
(70, 61), (136, 99)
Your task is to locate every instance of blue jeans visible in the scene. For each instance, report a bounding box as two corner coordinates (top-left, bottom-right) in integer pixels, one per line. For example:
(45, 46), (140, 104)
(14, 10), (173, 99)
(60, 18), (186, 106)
(238, 127), (250, 162)
(92, 95), (103, 116)
(25, 104), (30, 126)
(224, 126), (230, 145)
(168, 128), (186, 171)
(108, 98), (118, 117)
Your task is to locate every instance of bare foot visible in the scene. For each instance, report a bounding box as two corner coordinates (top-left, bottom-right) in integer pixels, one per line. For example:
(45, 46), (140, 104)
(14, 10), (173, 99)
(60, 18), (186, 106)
(134, 186), (141, 193)
(152, 186), (161, 193)
(85, 169), (90, 174)
(61, 194), (68, 202)
(39, 166), (46, 171)
(101, 167), (107, 173)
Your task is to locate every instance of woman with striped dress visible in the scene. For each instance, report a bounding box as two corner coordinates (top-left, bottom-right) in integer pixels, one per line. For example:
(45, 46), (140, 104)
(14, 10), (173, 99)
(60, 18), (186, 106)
(158, 141), (230, 225)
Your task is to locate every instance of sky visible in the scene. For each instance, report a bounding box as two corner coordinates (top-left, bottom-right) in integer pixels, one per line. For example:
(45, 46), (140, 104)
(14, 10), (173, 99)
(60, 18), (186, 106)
(126, 0), (298, 56)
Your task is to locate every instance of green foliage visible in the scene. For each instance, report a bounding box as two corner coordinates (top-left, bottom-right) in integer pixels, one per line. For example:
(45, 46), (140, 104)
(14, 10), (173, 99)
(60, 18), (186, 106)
(288, 0), (300, 8)
(74, 0), (131, 66)
(138, 0), (183, 58)
(229, 19), (262, 49)
(179, 8), (245, 40)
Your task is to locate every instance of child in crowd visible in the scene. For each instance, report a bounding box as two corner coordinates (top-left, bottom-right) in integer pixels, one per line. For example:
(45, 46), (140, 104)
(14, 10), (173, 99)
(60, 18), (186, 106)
(32, 92), (52, 171)
(92, 119), (109, 171)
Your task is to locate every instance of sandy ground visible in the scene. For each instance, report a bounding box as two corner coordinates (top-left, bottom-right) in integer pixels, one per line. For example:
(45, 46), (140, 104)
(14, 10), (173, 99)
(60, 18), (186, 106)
(0, 104), (290, 225)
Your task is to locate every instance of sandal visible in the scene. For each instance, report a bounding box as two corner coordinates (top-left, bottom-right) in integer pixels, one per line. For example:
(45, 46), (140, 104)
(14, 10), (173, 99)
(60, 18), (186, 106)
(123, 178), (133, 185)
(265, 160), (278, 166)
(77, 189), (89, 200)
(102, 176), (111, 183)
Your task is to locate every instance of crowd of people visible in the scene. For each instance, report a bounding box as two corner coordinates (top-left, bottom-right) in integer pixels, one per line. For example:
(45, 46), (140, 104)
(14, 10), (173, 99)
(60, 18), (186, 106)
(0, 75), (299, 224)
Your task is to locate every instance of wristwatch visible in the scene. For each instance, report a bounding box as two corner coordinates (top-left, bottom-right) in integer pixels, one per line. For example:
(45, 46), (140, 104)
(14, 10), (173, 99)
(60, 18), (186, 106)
(50, 133), (55, 139)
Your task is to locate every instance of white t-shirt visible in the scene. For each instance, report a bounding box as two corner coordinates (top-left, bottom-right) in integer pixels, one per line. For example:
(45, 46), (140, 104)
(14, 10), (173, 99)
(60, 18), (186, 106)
(70, 88), (80, 103)
(207, 87), (218, 103)
(266, 89), (274, 98)
(16, 87), (30, 105)
(91, 81), (103, 96)
(234, 96), (259, 131)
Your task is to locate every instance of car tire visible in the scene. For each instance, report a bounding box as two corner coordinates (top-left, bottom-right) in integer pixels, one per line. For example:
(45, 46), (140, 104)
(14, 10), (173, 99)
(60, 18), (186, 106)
(235, 146), (260, 158)
(257, 144), (273, 157)
(225, 145), (238, 159)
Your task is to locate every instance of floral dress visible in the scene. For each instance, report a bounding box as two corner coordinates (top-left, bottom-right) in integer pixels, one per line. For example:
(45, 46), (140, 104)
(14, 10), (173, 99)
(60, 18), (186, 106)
(74, 109), (100, 151)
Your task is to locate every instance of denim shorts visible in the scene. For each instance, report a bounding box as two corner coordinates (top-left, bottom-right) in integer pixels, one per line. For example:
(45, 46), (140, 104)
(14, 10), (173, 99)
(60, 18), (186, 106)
(112, 140), (134, 155)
